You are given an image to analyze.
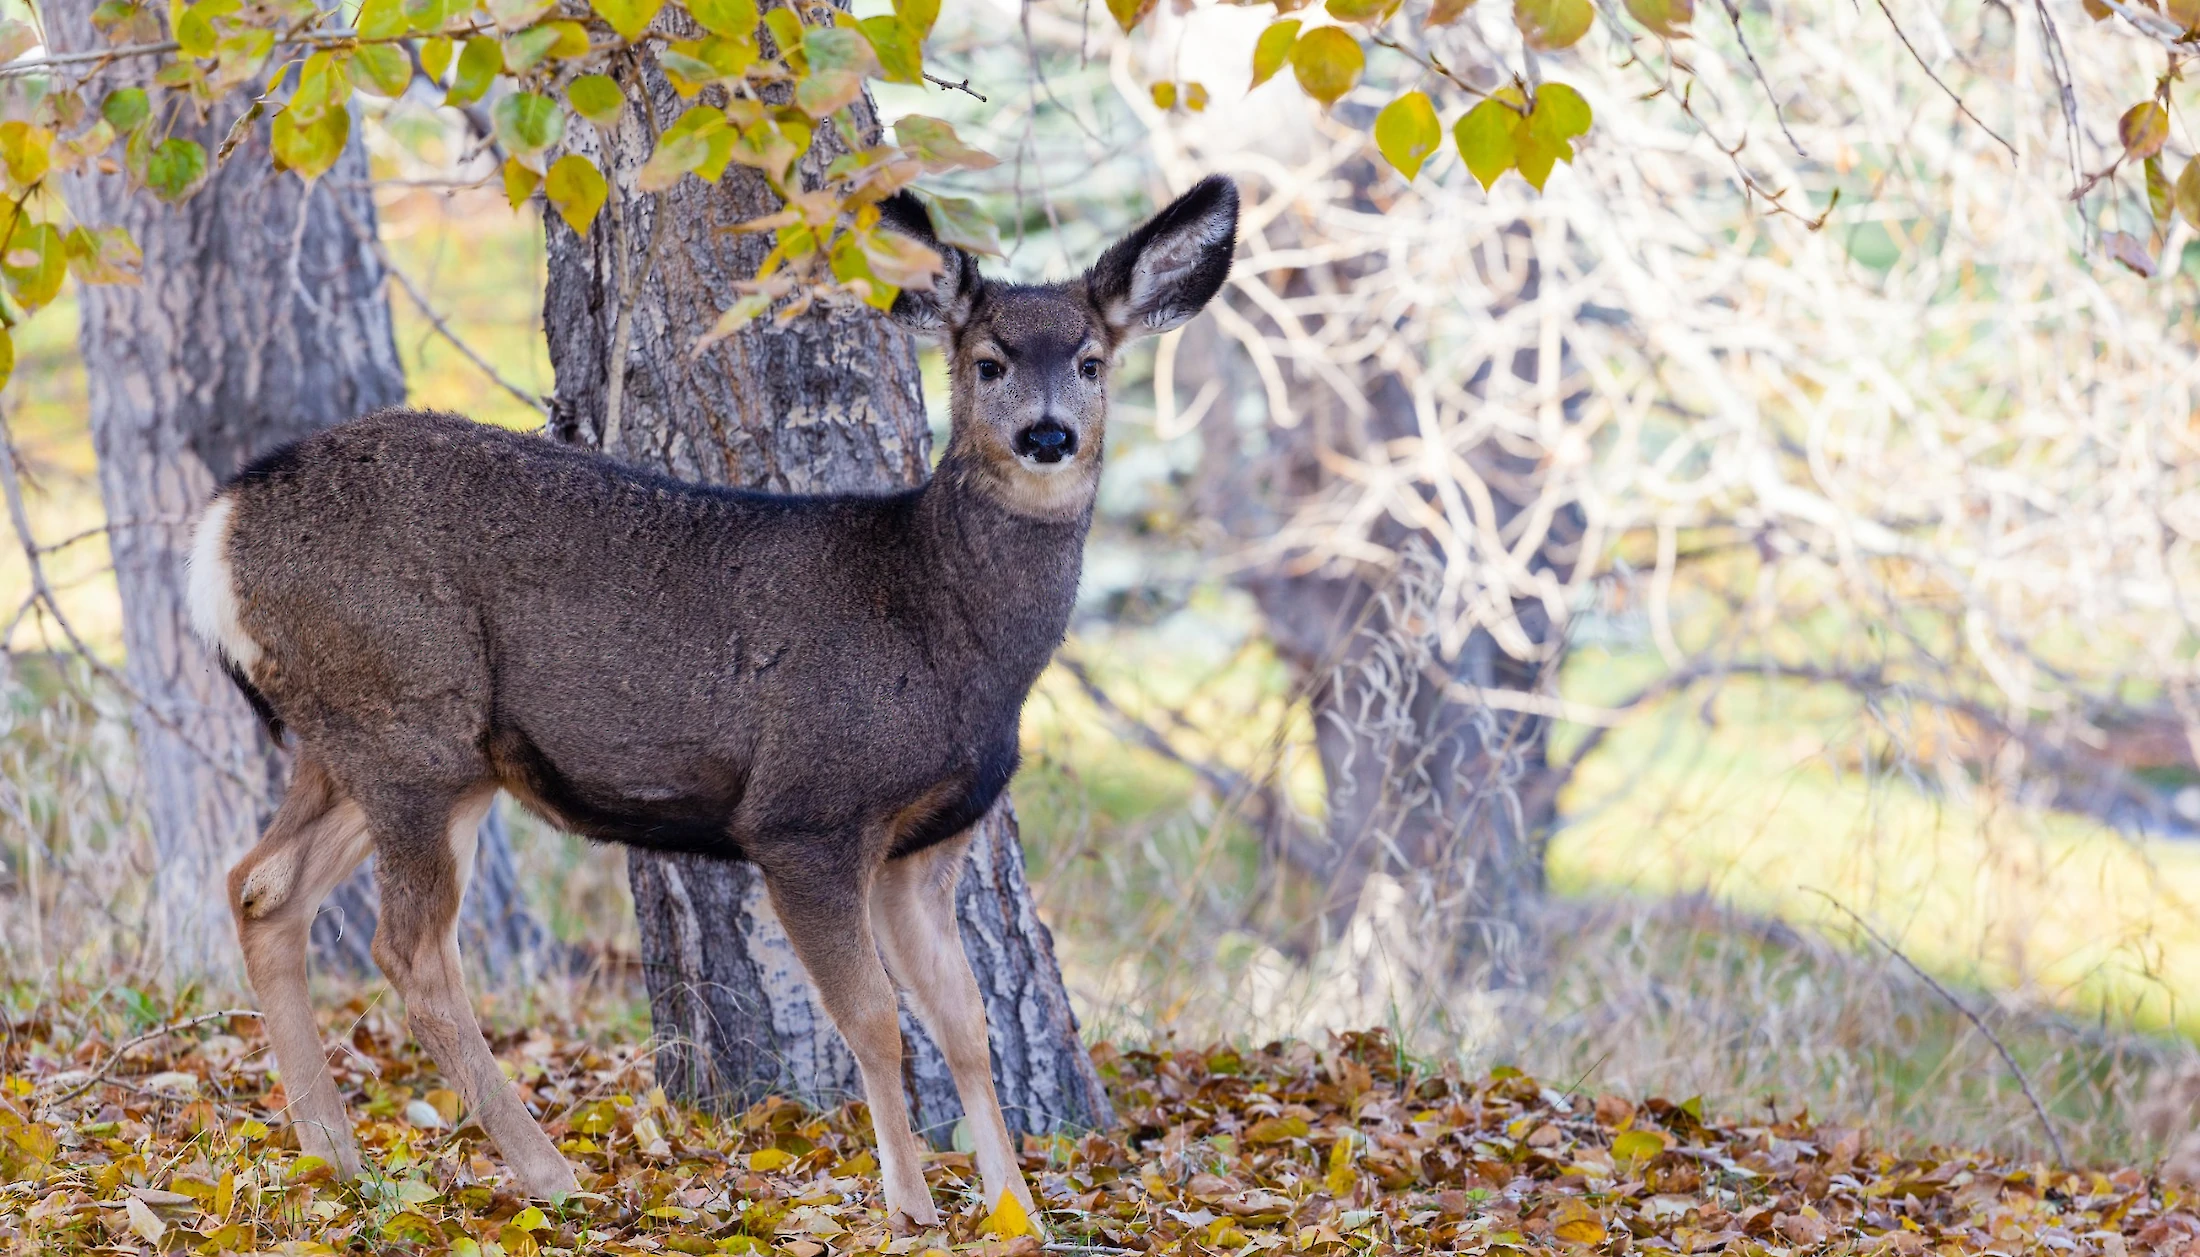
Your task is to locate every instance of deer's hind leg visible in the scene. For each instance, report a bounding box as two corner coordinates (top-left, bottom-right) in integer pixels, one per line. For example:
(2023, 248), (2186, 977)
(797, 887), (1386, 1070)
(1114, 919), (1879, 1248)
(228, 755), (376, 1177)
(363, 783), (579, 1200)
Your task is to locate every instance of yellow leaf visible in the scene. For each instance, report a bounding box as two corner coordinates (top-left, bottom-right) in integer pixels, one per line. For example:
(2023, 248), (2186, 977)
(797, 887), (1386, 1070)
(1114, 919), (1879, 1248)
(545, 153), (609, 233)
(503, 155), (541, 208)
(1288, 26), (1362, 105)
(591, 0), (664, 41)
(0, 121), (52, 188)
(2176, 156), (2200, 228)
(1373, 90), (1440, 179)
(1454, 96), (1520, 189)
(1151, 81), (1178, 109)
(1185, 81), (1209, 110)
(2121, 101), (2169, 161)
(748, 1146), (798, 1170)
(1514, 0), (1593, 49)
(978, 1191), (1037, 1238)
(1428, 0), (1475, 25)
(1107, 0), (1158, 31)
(1550, 1199), (1607, 1245)
(1250, 19), (1300, 88)
(1623, 0), (1691, 36)
(1326, 0), (1395, 21)
(1325, 1133), (1357, 1196)
(1611, 1127), (1665, 1170)
(124, 1196), (166, 1244)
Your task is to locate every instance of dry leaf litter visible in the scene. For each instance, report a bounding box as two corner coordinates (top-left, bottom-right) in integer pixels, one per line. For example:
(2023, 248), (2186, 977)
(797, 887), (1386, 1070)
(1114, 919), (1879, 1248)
(0, 1013), (2172, 1256)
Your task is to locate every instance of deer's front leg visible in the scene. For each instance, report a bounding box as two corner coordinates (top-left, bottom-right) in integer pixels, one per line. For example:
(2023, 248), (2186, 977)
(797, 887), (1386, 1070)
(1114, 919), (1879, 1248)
(763, 863), (939, 1229)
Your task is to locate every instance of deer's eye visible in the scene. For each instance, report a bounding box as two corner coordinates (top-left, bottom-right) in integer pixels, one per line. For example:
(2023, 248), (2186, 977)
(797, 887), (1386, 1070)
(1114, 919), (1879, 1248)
(975, 359), (1004, 381)
(1079, 358), (1104, 381)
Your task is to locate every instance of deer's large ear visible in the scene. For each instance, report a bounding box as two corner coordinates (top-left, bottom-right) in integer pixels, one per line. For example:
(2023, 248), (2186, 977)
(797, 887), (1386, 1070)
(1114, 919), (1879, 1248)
(878, 190), (980, 336)
(1086, 175), (1239, 340)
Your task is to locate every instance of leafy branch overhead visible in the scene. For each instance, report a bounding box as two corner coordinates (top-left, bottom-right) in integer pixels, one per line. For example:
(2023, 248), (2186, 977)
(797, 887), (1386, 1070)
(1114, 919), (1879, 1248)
(0, 0), (2182, 382)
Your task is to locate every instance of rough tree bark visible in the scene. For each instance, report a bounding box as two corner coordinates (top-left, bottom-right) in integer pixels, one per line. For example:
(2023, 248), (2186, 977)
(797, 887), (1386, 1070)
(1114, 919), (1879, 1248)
(542, 67), (1111, 1139)
(49, 0), (546, 983)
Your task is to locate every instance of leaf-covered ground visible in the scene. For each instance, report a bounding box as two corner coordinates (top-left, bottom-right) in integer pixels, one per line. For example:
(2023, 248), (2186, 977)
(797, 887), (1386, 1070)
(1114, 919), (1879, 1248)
(0, 1008), (2173, 1256)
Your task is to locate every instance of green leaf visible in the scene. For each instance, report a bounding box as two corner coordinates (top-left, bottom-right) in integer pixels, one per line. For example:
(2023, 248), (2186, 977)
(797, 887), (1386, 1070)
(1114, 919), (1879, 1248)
(1514, 0), (1592, 49)
(590, 0), (664, 41)
(1453, 96), (1518, 190)
(2120, 101), (2169, 161)
(795, 27), (875, 116)
(895, 114), (998, 172)
(352, 42), (413, 95)
(916, 191), (1002, 255)
(858, 14), (922, 84)
(503, 23), (562, 70)
(1623, 0), (1690, 37)
(1106, 0), (1156, 31)
(894, 0), (938, 37)
(144, 136), (208, 200)
(1288, 25), (1362, 105)
(686, 0), (757, 37)
(1251, 19), (1298, 88)
(663, 34), (756, 89)
(102, 87), (151, 131)
(1373, 90), (1439, 179)
(0, 327), (16, 394)
(174, 5), (216, 55)
(402, 0), (452, 32)
(444, 35), (500, 105)
(568, 73), (625, 126)
(2, 222), (62, 309)
(729, 119), (799, 184)
(503, 154), (540, 206)
(2177, 156), (2200, 228)
(270, 100), (349, 181)
(287, 50), (351, 123)
(489, 0), (553, 30)
(544, 153), (608, 233)
(491, 91), (565, 165)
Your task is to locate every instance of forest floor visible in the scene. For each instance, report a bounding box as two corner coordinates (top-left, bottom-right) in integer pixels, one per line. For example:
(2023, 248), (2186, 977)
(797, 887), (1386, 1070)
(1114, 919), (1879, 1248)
(0, 1003), (2180, 1257)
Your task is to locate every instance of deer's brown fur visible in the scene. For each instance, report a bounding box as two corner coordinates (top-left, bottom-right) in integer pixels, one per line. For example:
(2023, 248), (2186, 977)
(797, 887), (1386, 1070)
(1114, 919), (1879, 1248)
(187, 176), (1239, 1225)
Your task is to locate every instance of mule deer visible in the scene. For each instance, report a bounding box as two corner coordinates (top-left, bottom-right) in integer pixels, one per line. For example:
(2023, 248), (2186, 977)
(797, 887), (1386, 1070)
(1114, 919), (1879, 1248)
(185, 175), (1238, 1225)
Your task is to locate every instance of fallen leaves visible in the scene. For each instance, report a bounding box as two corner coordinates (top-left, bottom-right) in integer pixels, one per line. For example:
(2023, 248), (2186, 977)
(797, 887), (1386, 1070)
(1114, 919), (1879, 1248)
(0, 1017), (2183, 1257)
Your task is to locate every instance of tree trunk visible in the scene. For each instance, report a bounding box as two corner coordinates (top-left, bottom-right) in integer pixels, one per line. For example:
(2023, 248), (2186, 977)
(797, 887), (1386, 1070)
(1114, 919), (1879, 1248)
(542, 67), (1111, 1138)
(1188, 203), (1574, 984)
(49, 0), (545, 984)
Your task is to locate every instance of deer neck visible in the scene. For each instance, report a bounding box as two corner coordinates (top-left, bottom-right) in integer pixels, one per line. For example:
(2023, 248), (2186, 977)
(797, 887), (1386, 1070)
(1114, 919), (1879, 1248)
(914, 449), (1093, 669)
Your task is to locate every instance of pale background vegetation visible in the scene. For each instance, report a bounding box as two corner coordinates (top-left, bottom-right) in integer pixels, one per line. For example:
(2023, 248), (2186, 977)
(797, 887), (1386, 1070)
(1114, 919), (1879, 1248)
(9, 0), (2200, 1171)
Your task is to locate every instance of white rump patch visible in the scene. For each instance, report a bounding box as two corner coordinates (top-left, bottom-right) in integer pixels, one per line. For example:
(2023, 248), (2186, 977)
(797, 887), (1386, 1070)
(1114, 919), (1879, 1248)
(185, 495), (262, 671)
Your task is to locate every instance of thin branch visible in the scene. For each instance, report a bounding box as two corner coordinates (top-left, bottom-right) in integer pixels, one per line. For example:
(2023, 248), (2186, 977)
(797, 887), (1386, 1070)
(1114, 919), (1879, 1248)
(1872, 0), (2016, 156)
(0, 22), (492, 80)
(330, 195), (550, 417)
(46, 1009), (263, 1105)
(1808, 890), (2069, 1168)
(923, 71), (987, 101)
(1716, 0), (1808, 157)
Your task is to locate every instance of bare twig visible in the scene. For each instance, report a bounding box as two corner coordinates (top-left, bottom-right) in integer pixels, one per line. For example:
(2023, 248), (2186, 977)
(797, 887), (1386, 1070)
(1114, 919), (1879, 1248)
(1872, 0), (2016, 156)
(330, 195), (550, 416)
(1716, 0), (1808, 157)
(924, 71), (987, 101)
(1808, 891), (2069, 1167)
(47, 1009), (263, 1105)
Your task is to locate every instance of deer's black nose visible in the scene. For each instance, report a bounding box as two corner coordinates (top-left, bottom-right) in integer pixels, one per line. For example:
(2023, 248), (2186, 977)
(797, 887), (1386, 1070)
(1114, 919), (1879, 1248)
(1014, 420), (1077, 464)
